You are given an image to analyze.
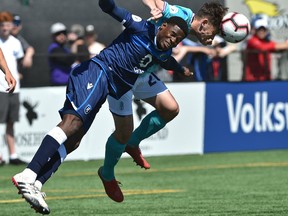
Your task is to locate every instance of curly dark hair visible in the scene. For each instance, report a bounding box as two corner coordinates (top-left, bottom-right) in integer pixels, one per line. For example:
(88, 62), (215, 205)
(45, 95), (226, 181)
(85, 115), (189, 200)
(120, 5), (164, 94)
(196, 1), (228, 32)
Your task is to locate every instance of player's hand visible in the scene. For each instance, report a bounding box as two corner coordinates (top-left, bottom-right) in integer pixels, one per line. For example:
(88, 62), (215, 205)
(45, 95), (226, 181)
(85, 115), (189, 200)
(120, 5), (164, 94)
(183, 66), (193, 77)
(149, 8), (163, 21)
(5, 73), (16, 93)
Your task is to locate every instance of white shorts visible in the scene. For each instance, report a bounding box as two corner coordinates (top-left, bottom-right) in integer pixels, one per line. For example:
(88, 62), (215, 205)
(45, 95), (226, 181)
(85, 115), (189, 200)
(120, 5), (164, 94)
(108, 73), (168, 116)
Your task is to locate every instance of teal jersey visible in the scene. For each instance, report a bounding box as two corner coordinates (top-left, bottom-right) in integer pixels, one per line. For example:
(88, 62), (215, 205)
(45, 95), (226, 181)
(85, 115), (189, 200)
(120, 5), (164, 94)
(152, 1), (194, 31)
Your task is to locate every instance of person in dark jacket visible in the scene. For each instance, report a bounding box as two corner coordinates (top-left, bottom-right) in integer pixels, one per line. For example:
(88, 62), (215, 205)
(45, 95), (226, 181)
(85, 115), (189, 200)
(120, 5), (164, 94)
(48, 22), (76, 85)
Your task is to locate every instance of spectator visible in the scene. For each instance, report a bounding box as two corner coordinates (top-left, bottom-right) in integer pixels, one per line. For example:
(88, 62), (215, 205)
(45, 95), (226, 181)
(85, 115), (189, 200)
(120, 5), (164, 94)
(172, 38), (216, 82)
(11, 14), (35, 71)
(0, 46), (17, 165)
(243, 18), (288, 81)
(68, 24), (89, 64)
(0, 11), (26, 165)
(207, 35), (237, 81)
(48, 22), (76, 86)
(84, 24), (105, 58)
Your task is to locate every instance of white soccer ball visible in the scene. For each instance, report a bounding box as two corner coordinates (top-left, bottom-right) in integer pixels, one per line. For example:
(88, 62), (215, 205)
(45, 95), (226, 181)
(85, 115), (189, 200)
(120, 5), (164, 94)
(221, 12), (251, 43)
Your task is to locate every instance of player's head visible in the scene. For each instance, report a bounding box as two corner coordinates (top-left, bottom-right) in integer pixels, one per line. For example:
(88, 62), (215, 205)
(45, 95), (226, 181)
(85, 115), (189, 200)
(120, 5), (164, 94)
(192, 1), (228, 45)
(156, 16), (188, 50)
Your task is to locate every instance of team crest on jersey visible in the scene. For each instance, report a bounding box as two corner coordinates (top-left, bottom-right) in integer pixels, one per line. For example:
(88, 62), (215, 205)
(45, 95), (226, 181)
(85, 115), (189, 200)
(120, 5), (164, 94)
(169, 6), (179, 14)
(132, 14), (142, 22)
(84, 104), (92, 114)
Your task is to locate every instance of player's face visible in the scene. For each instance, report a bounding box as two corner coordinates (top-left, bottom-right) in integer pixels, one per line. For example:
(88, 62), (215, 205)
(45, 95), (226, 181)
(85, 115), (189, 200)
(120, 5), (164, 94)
(194, 20), (217, 45)
(156, 23), (186, 50)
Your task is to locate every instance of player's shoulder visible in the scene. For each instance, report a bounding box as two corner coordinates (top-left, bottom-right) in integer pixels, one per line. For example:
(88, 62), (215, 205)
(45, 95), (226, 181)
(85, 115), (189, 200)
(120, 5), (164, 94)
(163, 1), (193, 17)
(125, 13), (150, 32)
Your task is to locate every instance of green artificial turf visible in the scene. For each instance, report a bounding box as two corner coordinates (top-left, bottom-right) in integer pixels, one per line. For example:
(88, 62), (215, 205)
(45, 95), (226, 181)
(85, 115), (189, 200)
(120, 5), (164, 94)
(1, 150), (288, 215)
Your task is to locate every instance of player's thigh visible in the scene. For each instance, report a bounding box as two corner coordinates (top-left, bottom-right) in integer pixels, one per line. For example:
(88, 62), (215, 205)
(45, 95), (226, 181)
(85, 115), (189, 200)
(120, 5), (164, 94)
(143, 90), (179, 112)
(133, 73), (168, 100)
(108, 91), (133, 116)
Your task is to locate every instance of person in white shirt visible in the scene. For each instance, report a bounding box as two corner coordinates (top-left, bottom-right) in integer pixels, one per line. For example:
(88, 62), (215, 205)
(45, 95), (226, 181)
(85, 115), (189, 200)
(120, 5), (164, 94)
(84, 24), (105, 58)
(0, 11), (25, 165)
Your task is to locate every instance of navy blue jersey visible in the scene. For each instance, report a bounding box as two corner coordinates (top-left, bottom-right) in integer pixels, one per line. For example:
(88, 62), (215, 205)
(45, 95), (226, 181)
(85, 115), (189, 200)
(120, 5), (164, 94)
(93, 0), (183, 98)
(60, 0), (185, 130)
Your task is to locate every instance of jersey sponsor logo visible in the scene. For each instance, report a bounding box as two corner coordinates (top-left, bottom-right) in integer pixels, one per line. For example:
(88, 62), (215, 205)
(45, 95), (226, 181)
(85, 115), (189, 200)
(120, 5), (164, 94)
(84, 104), (92, 114)
(132, 14), (142, 22)
(87, 82), (93, 90)
(169, 6), (179, 14)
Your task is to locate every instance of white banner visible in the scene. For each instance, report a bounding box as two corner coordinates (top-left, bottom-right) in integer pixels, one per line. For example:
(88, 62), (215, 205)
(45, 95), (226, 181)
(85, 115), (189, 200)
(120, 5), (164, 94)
(0, 83), (205, 163)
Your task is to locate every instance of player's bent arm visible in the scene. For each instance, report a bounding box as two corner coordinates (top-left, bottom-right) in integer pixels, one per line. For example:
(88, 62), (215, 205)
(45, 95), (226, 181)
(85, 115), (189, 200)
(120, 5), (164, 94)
(159, 56), (192, 76)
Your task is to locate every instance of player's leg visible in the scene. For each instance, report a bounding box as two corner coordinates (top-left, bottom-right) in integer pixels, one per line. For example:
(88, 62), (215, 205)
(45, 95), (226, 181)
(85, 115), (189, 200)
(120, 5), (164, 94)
(105, 92), (134, 180)
(126, 73), (179, 166)
(101, 113), (133, 180)
(128, 90), (179, 147)
(98, 93), (134, 202)
(12, 60), (108, 213)
(11, 113), (83, 214)
(35, 127), (85, 189)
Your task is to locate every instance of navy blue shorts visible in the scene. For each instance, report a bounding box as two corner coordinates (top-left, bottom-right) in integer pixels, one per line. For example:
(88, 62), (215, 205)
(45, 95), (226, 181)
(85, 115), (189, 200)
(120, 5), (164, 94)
(59, 60), (109, 132)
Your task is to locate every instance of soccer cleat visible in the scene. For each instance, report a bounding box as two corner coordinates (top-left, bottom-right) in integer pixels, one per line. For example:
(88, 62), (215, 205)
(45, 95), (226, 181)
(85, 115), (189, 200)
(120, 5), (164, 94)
(97, 167), (124, 202)
(12, 174), (50, 214)
(125, 145), (150, 169)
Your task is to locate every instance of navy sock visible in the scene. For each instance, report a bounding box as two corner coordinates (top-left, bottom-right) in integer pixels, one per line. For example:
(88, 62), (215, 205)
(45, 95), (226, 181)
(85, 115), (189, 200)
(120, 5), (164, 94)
(36, 144), (67, 185)
(102, 135), (126, 180)
(36, 151), (61, 185)
(27, 135), (60, 174)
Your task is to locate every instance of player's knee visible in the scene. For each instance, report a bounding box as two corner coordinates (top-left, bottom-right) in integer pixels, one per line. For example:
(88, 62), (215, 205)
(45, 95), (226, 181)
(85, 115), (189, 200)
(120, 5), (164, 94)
(113, 129), (133, 144)
(159, 103), (179, 122)
(60, 114), (83, 135)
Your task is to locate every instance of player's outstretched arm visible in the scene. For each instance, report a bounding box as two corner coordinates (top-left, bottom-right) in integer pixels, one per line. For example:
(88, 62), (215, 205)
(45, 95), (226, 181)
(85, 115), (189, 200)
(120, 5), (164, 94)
(99, 0), (127, 22)
(0, 48), (16, 93)
(160, 56), (193, 77)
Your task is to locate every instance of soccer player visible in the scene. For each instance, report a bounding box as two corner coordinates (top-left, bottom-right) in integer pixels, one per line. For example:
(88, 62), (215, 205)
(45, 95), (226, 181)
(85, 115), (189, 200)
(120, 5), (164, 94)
(12, 0), (191, 214)
(108, 0), (228, 169)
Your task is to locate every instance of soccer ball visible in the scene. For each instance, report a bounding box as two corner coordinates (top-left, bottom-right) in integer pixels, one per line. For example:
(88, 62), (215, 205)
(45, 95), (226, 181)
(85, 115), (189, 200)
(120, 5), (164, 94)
(221, 12), (251, 43)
